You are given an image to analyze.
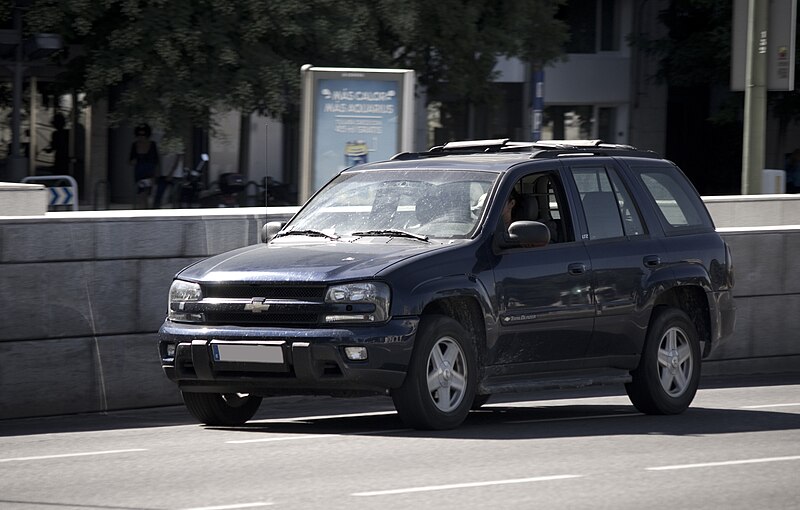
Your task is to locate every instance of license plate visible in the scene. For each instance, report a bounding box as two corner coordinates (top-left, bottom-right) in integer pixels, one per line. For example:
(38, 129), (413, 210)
(211, 342), (284, 364)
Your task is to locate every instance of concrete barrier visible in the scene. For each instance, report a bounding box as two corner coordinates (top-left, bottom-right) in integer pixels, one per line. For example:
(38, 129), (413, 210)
(704, 194), (800, 228)
(0, 207), (295, 419)
(0, 182), (48, 216)
(704, 226), (800, 376)
(0, 198), (798, 419)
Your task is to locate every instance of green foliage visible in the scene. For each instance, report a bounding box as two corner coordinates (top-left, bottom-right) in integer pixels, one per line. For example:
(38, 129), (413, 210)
(26, 0), (567, 142)
(629, 0), (732, 88)
(391, 0), (567, 104)
(0, 2), (11, 23)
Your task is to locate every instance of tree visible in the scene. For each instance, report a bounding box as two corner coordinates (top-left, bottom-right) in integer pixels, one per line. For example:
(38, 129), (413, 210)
(391, 0), (567, 105)
(388, 0), (567, 139)
(21, 0), (567, 146)
(25, 1), (380, 144)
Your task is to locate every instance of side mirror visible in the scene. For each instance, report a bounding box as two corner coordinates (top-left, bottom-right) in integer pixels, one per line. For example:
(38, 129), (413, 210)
(502, 220), (550, 248)
(262, 221), (285, 243)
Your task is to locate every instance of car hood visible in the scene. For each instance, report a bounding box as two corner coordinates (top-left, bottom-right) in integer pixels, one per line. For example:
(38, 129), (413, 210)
(178, 238), (450, 283)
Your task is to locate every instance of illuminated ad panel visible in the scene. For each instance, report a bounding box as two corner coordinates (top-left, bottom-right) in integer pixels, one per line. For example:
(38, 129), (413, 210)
(300, 66), (415, 201)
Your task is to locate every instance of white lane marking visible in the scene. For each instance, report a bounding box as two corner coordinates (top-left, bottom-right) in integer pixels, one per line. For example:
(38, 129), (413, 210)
(226, 428), (409, 444)
(698, 384), (800, 393)
(181, 503), (273, 510)
(507, 412), (640, 424)
(227, 434), (328, 444)
(0, 448), (147, 463)
(352, 474), (582, 496)
(740, 403), (800, 409)
(252, 410), (398, 423)
(647, 455), (800, 471)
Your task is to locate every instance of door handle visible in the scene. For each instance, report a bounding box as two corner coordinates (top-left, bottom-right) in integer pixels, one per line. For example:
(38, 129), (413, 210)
(643, 255), (661, 267)
(568, 262), (587, 275)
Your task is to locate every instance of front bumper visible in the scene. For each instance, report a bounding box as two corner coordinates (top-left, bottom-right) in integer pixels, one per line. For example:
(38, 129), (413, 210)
(158, 318), (418, 396)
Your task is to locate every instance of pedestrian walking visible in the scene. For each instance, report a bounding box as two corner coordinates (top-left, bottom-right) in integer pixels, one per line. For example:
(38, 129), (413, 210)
(129, 123), (160, 208)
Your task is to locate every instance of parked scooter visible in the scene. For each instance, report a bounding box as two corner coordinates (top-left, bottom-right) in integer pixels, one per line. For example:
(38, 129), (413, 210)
(243, 176), (297, 206)
(178, 153), (210, 207)
(212, 172), (246, 207)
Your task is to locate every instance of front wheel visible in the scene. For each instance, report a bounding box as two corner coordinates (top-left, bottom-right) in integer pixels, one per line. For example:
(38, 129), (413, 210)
(392, 315), (477, 430)
(182, 392), (262, 426)
(625, 308), (701, 415)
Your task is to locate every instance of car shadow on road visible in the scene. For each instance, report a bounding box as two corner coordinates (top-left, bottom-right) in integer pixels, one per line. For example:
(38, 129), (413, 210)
(2, 373), (798, 438)
(213, 402), (800, 441)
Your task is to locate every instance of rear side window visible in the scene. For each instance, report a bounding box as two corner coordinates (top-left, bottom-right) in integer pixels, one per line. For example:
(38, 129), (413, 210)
(635, 166), (710, 232)
(570, 165), (645, 240)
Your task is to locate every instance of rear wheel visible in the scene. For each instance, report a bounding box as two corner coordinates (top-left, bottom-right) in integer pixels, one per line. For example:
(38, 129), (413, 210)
(392, 315), (477, 430)
(182, 392), (262, 426)
(625, 308), (701, 414)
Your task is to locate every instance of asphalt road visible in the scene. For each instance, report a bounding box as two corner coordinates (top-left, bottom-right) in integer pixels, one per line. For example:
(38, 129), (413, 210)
(1, 374), (799, 510)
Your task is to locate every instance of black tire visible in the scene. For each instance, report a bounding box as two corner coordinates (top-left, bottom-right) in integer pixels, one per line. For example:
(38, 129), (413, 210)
(625, 308), (701, 415)
(182, 392), (262, 426)
(471, 394), (491, 410)
(392, 315), (478, 430)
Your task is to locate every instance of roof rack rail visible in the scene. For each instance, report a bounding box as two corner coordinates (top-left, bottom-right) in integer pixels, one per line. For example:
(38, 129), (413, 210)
(391, 139), (535, 160)
(531, 139), (636, 150)
(390, 139), (658, 160)
(438, 139), (510, 151)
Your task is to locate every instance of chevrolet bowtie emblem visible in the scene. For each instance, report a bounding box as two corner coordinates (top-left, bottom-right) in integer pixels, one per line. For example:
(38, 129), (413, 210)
(244, 298), (271, 313)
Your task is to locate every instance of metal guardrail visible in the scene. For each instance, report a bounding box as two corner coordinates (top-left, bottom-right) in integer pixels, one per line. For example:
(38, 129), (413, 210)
(21, 175), (79, 211)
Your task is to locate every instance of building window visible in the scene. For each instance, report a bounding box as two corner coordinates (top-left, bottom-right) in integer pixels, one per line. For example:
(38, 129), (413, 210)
(541, 105), (618, 143)
(558, 0), (620, 54)
(600, 0), (620, 51)
(560, 0), (597, 54)
(598, 107), (616, 142)
(541, 105), (594, 140)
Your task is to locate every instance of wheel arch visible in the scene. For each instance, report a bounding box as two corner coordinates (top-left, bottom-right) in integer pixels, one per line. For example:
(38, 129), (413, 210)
(420, 295), (489, 385)
(652, 285), (711, 355)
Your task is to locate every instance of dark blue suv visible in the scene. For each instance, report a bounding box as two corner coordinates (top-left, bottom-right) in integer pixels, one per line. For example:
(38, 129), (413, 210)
(159, 139), (736, 430)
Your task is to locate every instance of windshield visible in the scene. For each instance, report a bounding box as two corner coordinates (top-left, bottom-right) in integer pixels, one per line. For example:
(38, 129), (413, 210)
(286, 168), (499, 239)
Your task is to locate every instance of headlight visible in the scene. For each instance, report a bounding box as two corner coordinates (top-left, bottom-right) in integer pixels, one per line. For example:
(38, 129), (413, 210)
(324, 282), (390, 323)
(168, 280), (203, 322)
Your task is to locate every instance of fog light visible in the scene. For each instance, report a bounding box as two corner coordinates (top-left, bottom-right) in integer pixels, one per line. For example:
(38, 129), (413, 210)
(166, 343), (176, 358)
(344, 346), (368, 361)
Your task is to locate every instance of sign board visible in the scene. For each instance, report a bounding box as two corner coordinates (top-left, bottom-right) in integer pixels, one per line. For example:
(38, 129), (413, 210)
(49, 186), (74, 206)
(731, 0), (797, 91)
(299, 66), (415, 202)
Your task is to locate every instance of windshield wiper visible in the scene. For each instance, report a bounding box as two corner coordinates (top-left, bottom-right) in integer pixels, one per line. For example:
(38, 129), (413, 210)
(273, 229), (340, 240)
(351, 229), (430, 242)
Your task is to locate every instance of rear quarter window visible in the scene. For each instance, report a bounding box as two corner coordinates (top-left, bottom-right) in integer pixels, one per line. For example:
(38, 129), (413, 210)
(632, 164), (712, 234)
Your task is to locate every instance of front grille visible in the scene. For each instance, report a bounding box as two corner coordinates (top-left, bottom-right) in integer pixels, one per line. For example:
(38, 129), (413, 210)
(197, 284), (327, 326)
(203, 284), (326, 301)
(203, 311), (319, 326)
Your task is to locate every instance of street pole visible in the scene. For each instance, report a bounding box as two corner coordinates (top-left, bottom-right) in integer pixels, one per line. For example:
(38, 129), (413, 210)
(741, 0), (768, 194)
(531, 66), (544, 141)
